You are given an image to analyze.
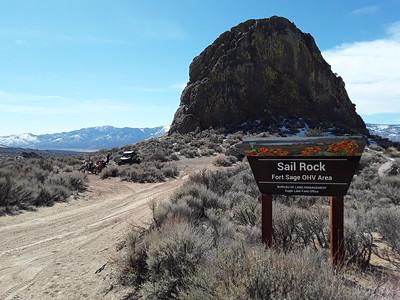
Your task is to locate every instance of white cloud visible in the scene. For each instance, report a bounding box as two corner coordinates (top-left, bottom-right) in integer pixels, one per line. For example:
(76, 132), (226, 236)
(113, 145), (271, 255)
(351, 5), (379, 16)
(322, 21), (400, 116)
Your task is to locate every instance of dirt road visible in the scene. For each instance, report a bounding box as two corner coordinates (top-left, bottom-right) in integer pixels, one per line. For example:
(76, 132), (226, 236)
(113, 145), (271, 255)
(0, 157), (213, 300)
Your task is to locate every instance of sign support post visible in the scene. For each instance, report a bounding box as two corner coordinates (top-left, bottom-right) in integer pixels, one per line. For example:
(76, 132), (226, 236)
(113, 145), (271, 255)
(261, 193), (273, 247)
(330, 196), (344, 265)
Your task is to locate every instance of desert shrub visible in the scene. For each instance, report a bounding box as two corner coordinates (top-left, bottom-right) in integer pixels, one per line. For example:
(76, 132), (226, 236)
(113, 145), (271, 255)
(168, 153), (180, 161)
(0, 176), (34, 212)
(153, 196), (198, 227)
(119, 162), (179, 183)
(47, 172), (87, 192)
(213, 155), (237, 167)
(305, 126), (324, 137)
(181, 245), (374, 300)
(231, 195), (260, 226)
(275, 194), (321, 208)
(63, 165), (74, 173)
(228, 167), (260, 198)
(172, 184), (225, 214)
(358, 151), (386, 169)
(384, 146), (400, 158)
(46, 184), (71, 201)
(0, 159), (88, 214)
(122, 230), (152, 287)
(374, 180), (400, 206)
(380, 175), (400, 188)
(149, 150), (169, 162)
(34, 186), (56, 206)
(272, 203), (328, 251)
(199, 148), (215, 156)
(124, 222), (213, 299)
(207, 143), (224, 153)
(66, 172), (88, 191)
(122, 165), (164, 183)
(188, 169), (233, 195)
(369, 207), (400, 253)
(179, 148), (199, 158)
(120, 150), (398, 298)
(346, 155), (400, 208)
(161, 163), (179, 178)
(99, 166), (120, 179)
(344, 216), (374, 267)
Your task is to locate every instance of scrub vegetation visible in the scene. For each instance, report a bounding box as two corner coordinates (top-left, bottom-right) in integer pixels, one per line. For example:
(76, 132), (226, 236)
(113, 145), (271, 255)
(0, 156), (87, 215)
(118, 144), (400, 299)
(97, 130), (243, 182)
(2, 131), (399, 298)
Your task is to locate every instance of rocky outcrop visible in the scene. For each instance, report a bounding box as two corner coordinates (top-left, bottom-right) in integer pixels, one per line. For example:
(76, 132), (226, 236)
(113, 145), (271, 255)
(169, 16), (368, 135)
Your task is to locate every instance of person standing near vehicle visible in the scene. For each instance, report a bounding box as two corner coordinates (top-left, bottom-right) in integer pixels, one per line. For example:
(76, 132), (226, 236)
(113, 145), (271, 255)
(106, 152), (111, 164)
(88, 158), (94, 173)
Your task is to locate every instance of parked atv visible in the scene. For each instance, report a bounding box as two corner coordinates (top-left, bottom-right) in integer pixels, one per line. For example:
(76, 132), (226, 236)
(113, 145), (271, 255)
(117, 150), (141, 165)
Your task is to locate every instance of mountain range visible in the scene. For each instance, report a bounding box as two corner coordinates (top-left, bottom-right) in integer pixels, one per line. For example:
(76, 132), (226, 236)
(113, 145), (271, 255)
(0, 126), (169, 151)
(367, 124), (400, 142)
(0, 124), (398, 152)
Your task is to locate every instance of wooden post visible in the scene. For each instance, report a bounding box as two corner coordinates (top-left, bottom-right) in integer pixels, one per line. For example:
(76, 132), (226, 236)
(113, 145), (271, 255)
(330, 196), (344, 265)
(261, 193), (273, 247)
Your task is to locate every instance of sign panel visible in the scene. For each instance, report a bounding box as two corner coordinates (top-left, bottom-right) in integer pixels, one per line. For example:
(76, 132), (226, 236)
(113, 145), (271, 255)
(239, 136), (366, 196)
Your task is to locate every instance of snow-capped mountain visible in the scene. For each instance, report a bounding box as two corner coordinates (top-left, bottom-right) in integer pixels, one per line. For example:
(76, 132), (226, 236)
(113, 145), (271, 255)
(367, 124), (400, 142)
(0, 126), (169, 151)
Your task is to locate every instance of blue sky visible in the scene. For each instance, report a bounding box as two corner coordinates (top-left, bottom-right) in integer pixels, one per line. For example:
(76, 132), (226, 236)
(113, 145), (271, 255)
(0, 0), (399, 135)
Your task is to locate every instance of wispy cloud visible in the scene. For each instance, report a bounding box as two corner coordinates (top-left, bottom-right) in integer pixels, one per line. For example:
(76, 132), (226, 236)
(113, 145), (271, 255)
(351, 5), (379, 16)
(386, 21), (400, 39)
(0, 91), (159, 115)
(0, 28), (126, 46)
(322, 21), (400, 116)
(122, 82), (188, 93)
(124, 18), (188, 41)
(169, 82), (187, 90)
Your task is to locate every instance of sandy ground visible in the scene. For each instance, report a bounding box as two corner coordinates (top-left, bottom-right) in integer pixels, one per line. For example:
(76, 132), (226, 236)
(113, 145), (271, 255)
(0, 157), (213, 300)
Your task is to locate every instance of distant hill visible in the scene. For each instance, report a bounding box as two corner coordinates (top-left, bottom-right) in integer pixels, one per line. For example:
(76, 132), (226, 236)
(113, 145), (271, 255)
(0, 146), (81, 158)
(0, 125), (169, 151)
(367, 124), (400, 142)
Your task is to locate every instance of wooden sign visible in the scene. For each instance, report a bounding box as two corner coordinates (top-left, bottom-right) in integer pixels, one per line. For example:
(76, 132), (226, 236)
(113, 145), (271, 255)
(240, 136), (366, 196)
(239, 135), (367, 265)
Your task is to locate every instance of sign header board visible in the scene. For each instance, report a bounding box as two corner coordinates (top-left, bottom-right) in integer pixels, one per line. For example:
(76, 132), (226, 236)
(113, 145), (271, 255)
(239, 136), (366, 196)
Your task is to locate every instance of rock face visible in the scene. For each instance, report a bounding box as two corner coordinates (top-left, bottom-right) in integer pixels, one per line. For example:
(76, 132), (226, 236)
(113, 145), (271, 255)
(169, 16), (368, 135)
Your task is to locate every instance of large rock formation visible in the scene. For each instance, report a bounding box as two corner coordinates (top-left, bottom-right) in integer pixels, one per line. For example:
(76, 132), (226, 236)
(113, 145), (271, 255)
(169, 16), (368, 135)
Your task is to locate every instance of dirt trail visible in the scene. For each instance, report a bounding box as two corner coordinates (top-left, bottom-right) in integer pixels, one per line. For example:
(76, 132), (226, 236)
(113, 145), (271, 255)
(0, 157), (213, 300)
